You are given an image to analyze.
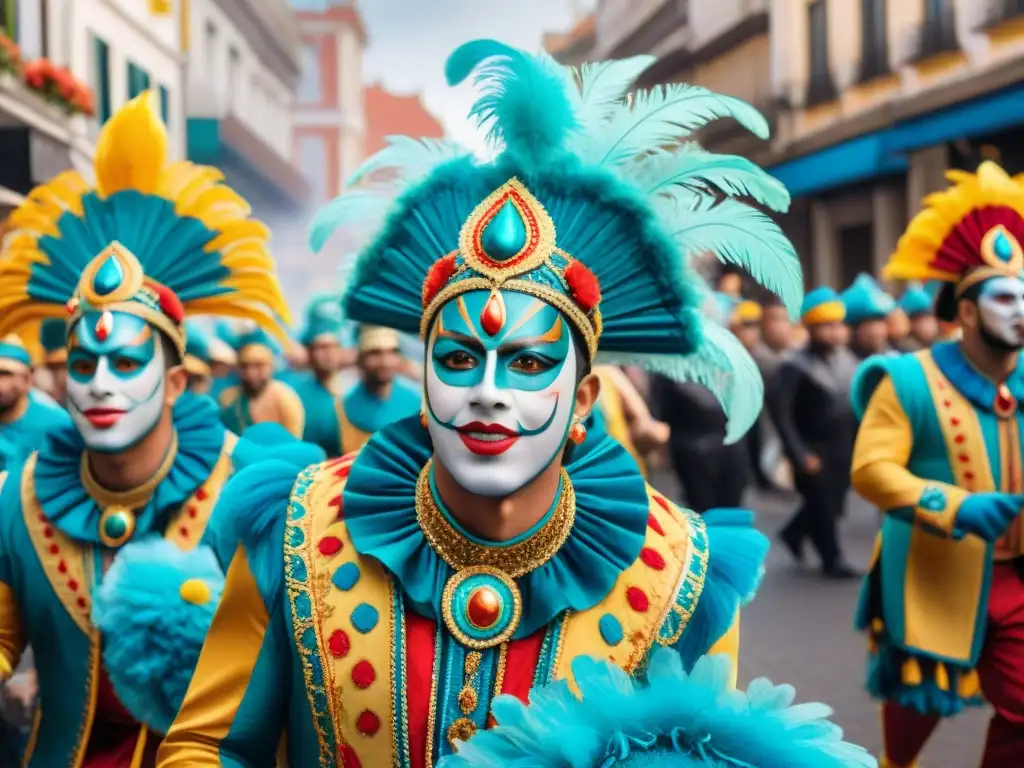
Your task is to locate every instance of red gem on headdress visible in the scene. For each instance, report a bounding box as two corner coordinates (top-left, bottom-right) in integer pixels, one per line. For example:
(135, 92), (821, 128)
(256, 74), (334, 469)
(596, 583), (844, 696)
(564, 260), (602, 312)
(95, 310), (113, 341)
(147, 279), (185, 324)
(422, 253), (458, 307)
(480, 290), (506, 336)
(65, 296), (79, 315)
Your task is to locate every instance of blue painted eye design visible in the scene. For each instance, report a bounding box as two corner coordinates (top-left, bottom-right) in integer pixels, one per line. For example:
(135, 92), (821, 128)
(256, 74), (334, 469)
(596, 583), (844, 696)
(113, 357), (142, 374)
(71, 358), (97, 377)
(438, 350), (478, 371)
(509, 353), (555, 374)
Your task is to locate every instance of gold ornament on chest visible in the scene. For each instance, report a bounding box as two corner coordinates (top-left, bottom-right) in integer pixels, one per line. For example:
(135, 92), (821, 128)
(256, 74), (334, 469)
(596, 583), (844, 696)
(81, 432), (178, 547)
(415, 460), (576, 649)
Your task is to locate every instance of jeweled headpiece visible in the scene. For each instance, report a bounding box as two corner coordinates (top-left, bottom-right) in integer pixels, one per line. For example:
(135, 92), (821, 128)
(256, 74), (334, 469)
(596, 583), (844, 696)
(309, 39), (802, 441)
(885, 161), (1024, 297)
(0, 91), (290, 356)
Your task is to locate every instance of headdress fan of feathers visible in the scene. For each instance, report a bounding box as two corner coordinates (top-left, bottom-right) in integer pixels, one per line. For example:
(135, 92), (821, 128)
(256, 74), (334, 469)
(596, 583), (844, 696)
(309, 40), (801, 442)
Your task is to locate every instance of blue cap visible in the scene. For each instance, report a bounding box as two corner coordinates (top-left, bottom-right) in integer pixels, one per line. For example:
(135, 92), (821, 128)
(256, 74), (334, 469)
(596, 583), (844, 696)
(299, 293), (344, 346)
(0, 334), (31, 370)
(898, 282), (934, 317)
(841, 273), (896, 325)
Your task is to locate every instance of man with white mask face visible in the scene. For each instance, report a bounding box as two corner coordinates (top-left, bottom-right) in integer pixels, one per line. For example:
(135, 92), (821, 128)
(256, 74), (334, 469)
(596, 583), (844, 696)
(0, 93), (291, 767)
(159, 40), (860, 768)
(851, 161), (1024, 768)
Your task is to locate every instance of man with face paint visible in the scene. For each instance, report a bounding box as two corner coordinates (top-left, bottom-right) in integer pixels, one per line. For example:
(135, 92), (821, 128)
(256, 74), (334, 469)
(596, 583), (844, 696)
(897, 282), (939, 351)
(219, 324), (304, 437)
(0, 334), (70, 458)
(851, 162), (1024, 767)
(0, 92), (290, 767)
(288, 294), (348, 454)
(159, 40), (822, 767)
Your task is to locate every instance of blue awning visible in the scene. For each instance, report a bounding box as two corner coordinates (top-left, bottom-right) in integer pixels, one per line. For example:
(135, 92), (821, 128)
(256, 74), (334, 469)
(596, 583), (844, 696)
(767, 83), (1024, 198)
(768, 133), (907, 199)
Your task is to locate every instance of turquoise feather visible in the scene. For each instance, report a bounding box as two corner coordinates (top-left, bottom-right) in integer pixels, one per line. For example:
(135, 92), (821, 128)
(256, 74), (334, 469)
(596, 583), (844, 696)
(347, 135), (465, 188)
(440, 649), (875, 767)
(574, 83), (770, 168)
(447, 39), (578, 167)
(631, 145), (791, 212)
(571, 55), (656, 131)
(668, 198), (802, 319)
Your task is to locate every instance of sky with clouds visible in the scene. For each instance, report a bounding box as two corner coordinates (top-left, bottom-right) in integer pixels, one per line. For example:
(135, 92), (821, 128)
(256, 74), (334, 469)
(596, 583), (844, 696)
(359, 0), (594, 151)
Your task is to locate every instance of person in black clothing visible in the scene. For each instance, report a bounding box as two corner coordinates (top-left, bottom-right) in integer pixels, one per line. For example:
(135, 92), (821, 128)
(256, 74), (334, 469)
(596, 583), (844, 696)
(771, 287), (860, 579)
(651, 375), (750, 513)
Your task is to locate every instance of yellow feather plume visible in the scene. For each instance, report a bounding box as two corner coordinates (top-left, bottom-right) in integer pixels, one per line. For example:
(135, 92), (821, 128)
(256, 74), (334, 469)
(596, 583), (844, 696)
(94, 91), (167, 197)
(885, 161), (1024, 282)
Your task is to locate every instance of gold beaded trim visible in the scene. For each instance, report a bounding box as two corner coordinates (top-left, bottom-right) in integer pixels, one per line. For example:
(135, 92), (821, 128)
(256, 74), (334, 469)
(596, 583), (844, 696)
(415, 460), (576, 578)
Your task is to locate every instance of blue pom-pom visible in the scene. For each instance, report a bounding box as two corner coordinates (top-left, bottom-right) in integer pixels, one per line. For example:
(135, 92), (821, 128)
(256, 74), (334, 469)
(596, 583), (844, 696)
(92, 539), (224, 734)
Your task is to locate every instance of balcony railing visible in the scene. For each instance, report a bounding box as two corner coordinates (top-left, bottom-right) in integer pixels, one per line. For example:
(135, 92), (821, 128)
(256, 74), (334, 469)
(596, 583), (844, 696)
(907, 6), (959, 62)
(805, 69), (838, 107)
(979, 0), (1024, 29)
(856, 34), (890, 83)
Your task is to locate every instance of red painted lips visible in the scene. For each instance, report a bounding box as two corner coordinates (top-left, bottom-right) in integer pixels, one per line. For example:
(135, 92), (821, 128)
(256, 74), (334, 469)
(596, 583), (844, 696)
(456, 421), (519, 456)
(82, 408), (126, 429)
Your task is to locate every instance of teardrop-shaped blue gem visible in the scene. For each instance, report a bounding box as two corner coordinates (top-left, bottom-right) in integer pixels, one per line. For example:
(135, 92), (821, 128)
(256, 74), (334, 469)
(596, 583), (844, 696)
(480, 200), (528, 262)
(994, 230), (1015, 262)
(93, 254), (124, 295)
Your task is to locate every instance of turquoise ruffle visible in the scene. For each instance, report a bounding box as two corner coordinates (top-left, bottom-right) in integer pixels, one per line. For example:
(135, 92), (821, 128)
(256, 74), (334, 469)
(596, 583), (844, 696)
(931, 340), (1024, 411)
(343, 416), (650, 637)
(36, 393), (227, 543)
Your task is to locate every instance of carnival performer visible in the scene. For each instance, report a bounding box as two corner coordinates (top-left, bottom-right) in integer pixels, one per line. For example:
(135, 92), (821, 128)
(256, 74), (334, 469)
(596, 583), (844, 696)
(851, 161), (1024, 767)
(773, 287), (860, 578)
(159, 39), (803, 767)
(0, 91), (289, 766)
(183, 321), (215, 396)
(0, 334), (70, 456)
(288, 293), (347, 454)
(39, 317), (69, 404)
(218, 323), (304, 437)
(897, 281), (938, 351)
(208, 320), (238, 400)
(842, 273), (897, 360)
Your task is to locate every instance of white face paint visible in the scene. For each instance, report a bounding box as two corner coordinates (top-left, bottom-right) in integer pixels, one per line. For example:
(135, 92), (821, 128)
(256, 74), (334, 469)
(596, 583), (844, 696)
(424, 290), (579, 498)
(977, 276), (1024, 349)
(66, 312), (168, 453)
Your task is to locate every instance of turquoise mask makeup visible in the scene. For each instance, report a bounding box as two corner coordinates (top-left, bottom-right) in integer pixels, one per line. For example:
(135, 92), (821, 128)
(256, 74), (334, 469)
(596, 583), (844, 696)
(424, 289), (578, 497)
(66, 311), (168, 453)
(977, 275), (1024, 349)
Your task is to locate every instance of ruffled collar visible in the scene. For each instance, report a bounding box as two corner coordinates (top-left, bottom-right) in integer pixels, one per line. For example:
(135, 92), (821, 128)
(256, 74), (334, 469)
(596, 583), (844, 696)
(343, 417), (650, 637)
(931, 341), (1024, 413)
(36, 393), (227, 543)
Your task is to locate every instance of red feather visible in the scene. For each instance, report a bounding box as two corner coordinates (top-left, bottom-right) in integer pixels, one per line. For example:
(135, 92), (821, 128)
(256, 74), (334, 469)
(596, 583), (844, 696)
(422, 254), (458, 307)
(934, 206), (1024, 275)
(564, 260), (602, 312)
(146, 279), (185, 324)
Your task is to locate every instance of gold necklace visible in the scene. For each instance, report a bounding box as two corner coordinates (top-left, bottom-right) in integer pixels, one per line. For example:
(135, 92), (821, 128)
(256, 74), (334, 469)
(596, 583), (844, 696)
(81, 432), (179, 548)
(415, 460), (576, 579)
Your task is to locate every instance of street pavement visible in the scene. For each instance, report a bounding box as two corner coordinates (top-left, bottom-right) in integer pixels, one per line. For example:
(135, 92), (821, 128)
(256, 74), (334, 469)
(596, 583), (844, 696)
(654, 470), (989, 768)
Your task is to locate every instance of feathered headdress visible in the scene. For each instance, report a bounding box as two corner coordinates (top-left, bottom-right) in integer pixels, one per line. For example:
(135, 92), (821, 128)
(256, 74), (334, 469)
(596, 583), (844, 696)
(309, 40), (801, 441)
(885, 161), (1024, 298)
(0, 91), (290, 358)
(440, 649), (874, 768)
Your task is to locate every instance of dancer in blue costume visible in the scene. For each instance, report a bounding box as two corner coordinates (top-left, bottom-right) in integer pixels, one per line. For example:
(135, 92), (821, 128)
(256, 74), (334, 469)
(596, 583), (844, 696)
(0, 92), (290, 767)
(183, 321), (216, 396)
(160, 40), (808, 767)
(39, 316), (70, 404)
(219, 323), (304, 437)
(0, 334), (69, 458)
(207, 320), (238, 400)
(897, 282), (938, 351)
(289, 293), (348, 454)
(842, 273), (898, 360)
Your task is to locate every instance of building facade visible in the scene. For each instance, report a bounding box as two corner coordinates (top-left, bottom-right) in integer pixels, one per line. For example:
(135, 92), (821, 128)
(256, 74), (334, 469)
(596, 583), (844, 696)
(0, 0), (186, 215)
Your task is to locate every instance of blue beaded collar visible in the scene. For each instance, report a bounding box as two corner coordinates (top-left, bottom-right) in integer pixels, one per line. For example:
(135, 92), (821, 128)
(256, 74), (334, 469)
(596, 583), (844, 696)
(343, 416), (650, 637)
(35, 393), (227, 543)
(931, 341), (1024, 413)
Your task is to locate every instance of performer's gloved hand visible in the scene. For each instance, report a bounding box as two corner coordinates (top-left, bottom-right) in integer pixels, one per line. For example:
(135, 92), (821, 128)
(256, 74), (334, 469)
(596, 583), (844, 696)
(955, 493), (1024, 541)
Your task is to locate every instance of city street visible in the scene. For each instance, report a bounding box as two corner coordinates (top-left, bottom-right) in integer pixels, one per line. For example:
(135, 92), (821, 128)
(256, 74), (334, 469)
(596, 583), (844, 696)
(656, 472), (990, 768)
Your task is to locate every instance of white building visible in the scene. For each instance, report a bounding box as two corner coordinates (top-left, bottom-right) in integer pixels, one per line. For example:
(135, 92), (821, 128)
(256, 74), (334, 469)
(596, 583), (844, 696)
(0, 0), (185, 212)
(184, 0), (310, 225)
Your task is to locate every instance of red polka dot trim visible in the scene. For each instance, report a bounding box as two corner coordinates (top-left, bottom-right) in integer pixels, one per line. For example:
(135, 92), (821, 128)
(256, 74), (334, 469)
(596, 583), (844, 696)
(178, 526), (189, 538)
(951, 417), (960, 426)
(338, 744), (362, 768)
(48, 543), (59, 555)
(957, 454), (970, 463)
(187, 506), (198, 518)
(42, 526), (52, 539)
(68, 579), (79, 592)
(639, 547), (665, 570)
(319, 536), (343, 556)
(57, 560), (67, 574)
(352, 660), (376, 689)
(647, 513), (665, 536)
(195, 487), (209, 501)
(954, 434), (965, 444)
(77, 597), (87, 609)
(626, 586), (649, 613)
(328, 629), (350, 658)
(356, 710), (380, 736)
(964, 471), (975, 481)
